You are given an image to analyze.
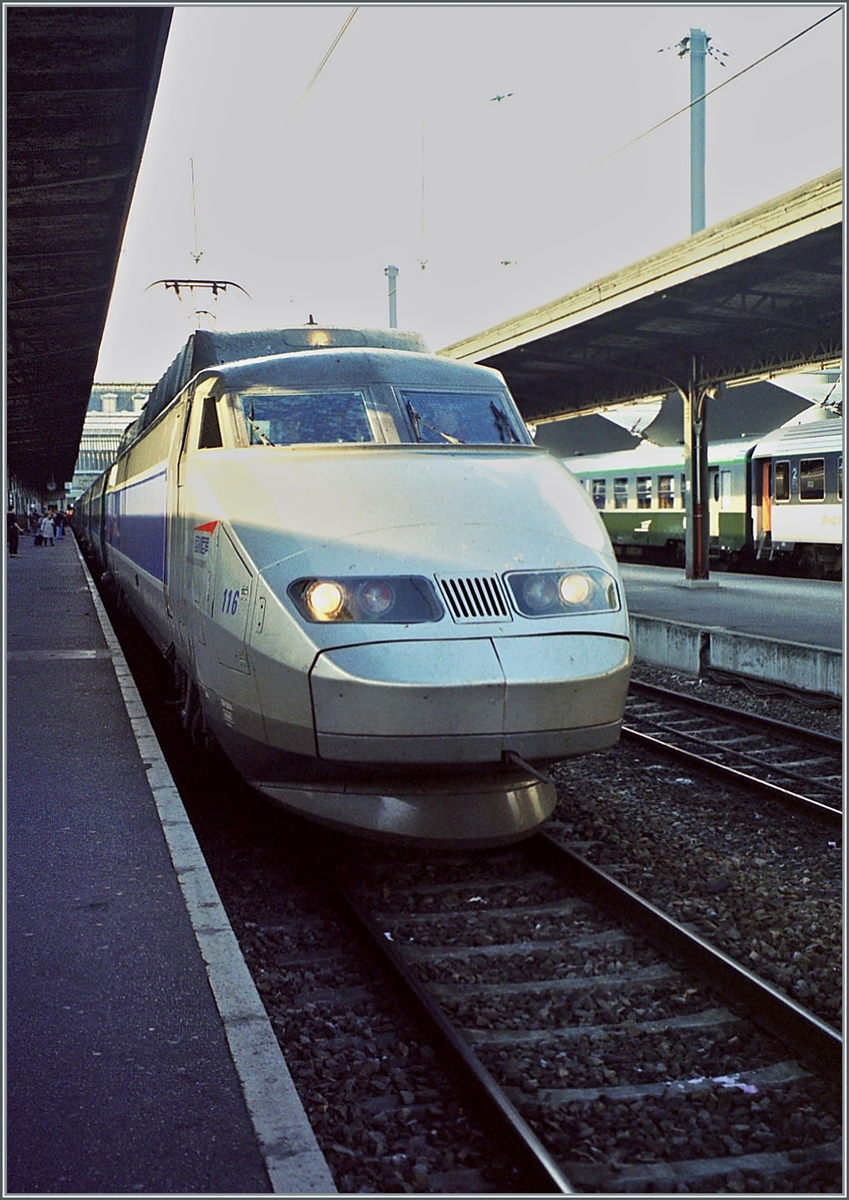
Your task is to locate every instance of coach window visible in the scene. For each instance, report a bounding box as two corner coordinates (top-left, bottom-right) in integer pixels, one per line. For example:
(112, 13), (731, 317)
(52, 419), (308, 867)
(592, 478), (606, 509)
(636, 476), (652, 509)
(614, 477), (628, 509)
(799, 457), (825, 501)
(657, 475), (674, 509)
(773, 460), (790, 502)
(838, 457), (842, 500)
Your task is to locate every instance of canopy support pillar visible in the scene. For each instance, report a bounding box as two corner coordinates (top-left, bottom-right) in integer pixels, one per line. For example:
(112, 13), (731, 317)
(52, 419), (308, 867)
(679, 356), (718, 581)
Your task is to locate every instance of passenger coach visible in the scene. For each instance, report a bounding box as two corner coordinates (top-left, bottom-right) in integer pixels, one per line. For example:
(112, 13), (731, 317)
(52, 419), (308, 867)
(565, 414), (842, 576)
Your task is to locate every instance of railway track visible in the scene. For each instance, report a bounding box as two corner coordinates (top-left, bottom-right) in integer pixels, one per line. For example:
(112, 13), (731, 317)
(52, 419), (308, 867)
(622, 681), (843, 821)
(105, 589), (842, 1192)
(314, 830), (842, 1194)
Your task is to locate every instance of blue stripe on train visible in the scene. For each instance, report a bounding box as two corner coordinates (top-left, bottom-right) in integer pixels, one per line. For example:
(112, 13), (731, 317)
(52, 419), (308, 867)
(109, 471), (168, 582)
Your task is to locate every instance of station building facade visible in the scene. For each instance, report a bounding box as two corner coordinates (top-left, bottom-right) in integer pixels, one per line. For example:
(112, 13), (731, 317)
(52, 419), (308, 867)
(67, 382), (152, 504)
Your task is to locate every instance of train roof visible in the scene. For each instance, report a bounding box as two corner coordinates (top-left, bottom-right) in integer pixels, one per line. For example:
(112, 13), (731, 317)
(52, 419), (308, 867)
(136, 327), (430, 436)
(198, 346), (508, 392)
(188, 326), (429, 357)
(562, 436), (760, 473)
(751, 415), (844, 459)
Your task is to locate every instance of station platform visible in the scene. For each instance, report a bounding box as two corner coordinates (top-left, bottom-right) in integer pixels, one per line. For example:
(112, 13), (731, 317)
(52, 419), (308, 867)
(5, 542), (841, 1193)
(5, 533), (336, 1195)
(620, 564), (843, 698)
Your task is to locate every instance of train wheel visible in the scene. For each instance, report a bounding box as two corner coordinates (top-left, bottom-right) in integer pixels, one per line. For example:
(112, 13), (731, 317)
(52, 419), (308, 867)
(187, 698), (214, 752)
(178, 673), (216, 753)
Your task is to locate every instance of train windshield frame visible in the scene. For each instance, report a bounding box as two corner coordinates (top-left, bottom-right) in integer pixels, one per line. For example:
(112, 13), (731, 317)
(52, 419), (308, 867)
(229, 382), (532, 448)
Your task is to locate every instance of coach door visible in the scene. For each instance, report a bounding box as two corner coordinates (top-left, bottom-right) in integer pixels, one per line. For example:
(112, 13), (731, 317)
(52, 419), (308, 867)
(708, 468), (733, 539)
(761, 460), (772, 537)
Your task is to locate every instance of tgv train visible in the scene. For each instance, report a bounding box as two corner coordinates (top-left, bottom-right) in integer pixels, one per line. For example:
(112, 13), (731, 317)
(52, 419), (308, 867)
(564, 414), (843, 578)
(75, 326), (633, 845)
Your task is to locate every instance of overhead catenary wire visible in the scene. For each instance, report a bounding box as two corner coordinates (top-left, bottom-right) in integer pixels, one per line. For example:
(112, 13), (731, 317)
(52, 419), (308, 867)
(190, 157), (202, 265)
(592, 6), (842, 168)
(288, 7), (359, 120)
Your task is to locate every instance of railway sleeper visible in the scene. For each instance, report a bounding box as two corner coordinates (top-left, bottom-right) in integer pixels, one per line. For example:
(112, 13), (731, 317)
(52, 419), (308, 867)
(562, 1140), (843, 1192)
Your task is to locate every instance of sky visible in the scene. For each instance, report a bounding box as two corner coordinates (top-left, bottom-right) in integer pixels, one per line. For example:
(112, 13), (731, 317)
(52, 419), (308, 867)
(94, 2), (845, 384)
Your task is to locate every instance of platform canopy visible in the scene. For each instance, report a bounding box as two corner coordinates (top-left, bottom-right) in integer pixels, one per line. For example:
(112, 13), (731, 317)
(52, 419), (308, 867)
(3, 5), (841, 501)
(440, 169), (842, 422)
(6, 6), (173, 495)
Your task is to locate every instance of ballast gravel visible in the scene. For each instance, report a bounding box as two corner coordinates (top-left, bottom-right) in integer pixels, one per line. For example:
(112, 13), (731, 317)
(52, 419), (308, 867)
(550, 664), (842, 1031)
(110, 591), (843, 1193)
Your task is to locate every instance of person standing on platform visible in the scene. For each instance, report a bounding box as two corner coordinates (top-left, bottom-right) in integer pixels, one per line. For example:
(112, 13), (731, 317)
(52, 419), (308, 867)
(39, 511), (55, 547)
(7, 509), (24, 557)
(53, 509), (65, 539)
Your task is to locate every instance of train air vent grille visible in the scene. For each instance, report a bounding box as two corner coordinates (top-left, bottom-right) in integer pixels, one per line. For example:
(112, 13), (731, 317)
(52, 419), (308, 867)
(436, 574), (512, 623)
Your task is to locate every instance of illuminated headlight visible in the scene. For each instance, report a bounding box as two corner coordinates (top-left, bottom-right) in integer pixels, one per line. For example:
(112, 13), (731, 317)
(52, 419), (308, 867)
(305, 581), (345, 621)
(289, 576), (443, 623)
(506, 568), (620, 617)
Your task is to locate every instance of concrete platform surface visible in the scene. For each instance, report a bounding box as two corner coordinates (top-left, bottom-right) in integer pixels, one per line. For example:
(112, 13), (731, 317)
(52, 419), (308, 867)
(5, 534), (336, 1195)
(619, 565), (843, 696)
(619, 565), (842, 651)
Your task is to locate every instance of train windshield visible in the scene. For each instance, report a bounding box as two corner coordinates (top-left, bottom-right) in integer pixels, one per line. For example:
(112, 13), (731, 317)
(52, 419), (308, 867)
(235, 388), (376, 445)
(397, 389), (528, 445)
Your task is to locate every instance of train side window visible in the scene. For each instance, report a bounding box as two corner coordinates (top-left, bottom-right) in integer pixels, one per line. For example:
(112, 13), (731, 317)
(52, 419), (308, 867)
(591, 478), (606, 509)
(657, 475), (674, 509)
(198, 395), (223, 448)
(636, 476), (652, 509)
(613, 477), (628, 509)
(799, 457), (825, 501)
(838, 457), (843, 501)
(680, 474), (686, 507)
(773, 460), (790, 502)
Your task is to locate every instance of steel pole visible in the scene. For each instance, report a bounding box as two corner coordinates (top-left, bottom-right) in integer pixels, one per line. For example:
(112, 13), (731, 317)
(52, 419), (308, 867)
(684, 355), (710, 580)
(689, 28), (707, 234)
(385, 264), (398, 328)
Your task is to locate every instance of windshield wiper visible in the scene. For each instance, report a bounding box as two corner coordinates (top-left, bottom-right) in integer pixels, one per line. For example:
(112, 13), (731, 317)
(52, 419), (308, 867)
(247, 402), (275, 446)
(490, 400), (519, 443)
(405, 399), (423, 440)
(404, 399), (464, 444)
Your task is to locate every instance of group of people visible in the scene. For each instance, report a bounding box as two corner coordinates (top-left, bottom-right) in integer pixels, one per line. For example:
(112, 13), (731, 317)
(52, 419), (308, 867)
(7, 506), (71, 557)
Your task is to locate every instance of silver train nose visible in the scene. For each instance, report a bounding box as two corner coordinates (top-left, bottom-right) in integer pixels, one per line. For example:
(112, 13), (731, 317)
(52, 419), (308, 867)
(310, 632), (632, 764)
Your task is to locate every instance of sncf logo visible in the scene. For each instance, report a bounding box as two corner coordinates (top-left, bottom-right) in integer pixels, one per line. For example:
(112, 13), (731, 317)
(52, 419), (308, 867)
(193, 520), (218, 555)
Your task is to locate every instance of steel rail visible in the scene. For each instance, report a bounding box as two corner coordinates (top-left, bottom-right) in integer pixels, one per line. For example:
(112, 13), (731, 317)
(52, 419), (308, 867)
(309, 851), (576, 1195)
(628, 679), (842, 756)
(531, 833), (842, 1077)
(621, 724), (843, 824)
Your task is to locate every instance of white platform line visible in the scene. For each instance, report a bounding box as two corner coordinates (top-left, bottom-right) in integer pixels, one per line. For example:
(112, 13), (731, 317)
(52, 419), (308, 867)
(76, 541), (337, 1195)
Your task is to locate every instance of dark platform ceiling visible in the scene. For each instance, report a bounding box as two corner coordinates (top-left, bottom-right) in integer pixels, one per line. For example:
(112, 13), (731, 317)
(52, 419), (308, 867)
(3, 8), (842, 496)
(6, 6), (172, 494)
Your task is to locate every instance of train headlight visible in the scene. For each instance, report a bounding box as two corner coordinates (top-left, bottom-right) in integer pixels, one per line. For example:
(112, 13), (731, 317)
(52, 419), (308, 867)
(289, 576), (443, 623)
(305, 581), (346, 621)
(521, 574), (558, 612)
(559, 573), (592, 606)
(358, 580), (395, 616)
(506, 568), (620, 617)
